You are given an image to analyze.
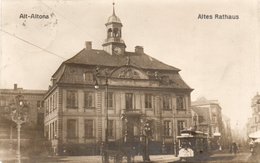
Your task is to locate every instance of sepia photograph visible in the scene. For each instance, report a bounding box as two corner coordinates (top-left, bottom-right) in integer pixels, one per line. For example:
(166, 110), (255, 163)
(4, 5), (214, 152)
(0, 0), (260, 162)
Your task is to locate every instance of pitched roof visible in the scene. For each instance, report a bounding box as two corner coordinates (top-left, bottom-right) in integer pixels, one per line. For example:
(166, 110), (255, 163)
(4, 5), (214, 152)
(191, 106), (210, 124)
(191, 99), (219, 106)
(64, 49), (180, 71)
(0, 88), (47, 95)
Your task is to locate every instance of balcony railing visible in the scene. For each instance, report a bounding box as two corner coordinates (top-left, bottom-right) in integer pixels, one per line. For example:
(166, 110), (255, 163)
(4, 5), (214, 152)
(122, 109), (142, 116)
(104, 38), (125, 43)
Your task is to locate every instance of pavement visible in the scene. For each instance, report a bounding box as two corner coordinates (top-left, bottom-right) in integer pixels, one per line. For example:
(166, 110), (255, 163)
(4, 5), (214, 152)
(0, 154), (179, 163)
(0, 151), (255, 163)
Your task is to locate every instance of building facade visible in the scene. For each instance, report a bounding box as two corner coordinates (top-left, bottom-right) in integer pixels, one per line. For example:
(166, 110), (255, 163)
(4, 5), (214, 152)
(247, 93), (260, 135)
(44, 5), (193, 155)
(191, 97), (225, 150)
(221, 115), (232, 149)
(0, 84), (46, 155)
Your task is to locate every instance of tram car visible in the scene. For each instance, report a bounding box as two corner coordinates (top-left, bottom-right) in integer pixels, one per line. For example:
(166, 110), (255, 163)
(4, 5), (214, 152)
(177, 129), (210, 161)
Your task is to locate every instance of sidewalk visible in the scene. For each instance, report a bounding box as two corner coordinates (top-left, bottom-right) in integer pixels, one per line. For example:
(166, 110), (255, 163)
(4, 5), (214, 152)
(1, 154), (179, 163)
(45, 155), (179, 163)
(133, 155), (179, 163)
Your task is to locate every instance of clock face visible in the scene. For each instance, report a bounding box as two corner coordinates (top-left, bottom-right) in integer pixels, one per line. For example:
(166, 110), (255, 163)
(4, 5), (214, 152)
(113, 47), (122, 55)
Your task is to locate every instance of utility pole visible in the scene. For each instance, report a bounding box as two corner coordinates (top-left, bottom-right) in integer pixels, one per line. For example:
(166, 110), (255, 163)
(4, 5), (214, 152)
(143, 121), (151, 162)
(94, 68), (109, 163)
(11, 95), (27, 163)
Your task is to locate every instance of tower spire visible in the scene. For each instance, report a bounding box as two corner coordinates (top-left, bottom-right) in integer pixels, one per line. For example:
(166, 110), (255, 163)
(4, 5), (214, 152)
(103, 1), (126, 55)
(112, 2), (115, 16)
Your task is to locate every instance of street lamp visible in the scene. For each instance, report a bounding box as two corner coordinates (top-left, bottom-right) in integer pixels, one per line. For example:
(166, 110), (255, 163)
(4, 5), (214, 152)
(11, 95), (27, 163)
(94, 69), (109, 163)
(143, 120), (152, 162)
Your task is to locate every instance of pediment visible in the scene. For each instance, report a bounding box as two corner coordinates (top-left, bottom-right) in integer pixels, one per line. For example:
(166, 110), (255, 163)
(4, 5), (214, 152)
(111, 66), (149, 80)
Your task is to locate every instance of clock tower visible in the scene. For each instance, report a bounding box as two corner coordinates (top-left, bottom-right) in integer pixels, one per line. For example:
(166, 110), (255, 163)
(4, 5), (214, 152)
(102, 3), (126, 55)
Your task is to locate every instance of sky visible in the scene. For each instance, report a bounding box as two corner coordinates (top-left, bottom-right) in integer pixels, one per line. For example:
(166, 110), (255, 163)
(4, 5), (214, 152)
(1, 0), (259, 132)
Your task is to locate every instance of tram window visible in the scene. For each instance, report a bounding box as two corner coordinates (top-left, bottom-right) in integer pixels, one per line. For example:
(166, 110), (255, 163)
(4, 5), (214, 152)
(180, 139), (192, 148)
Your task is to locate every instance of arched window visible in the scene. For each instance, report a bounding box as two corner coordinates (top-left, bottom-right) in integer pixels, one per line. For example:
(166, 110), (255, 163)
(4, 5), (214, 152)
(113, 28), (119, 37)
(107, 28), (113, 38)
(118, 29), (121, 37)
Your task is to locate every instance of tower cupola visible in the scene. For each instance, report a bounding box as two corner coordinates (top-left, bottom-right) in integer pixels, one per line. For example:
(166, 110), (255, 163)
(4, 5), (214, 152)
(103, 3), (126, 55)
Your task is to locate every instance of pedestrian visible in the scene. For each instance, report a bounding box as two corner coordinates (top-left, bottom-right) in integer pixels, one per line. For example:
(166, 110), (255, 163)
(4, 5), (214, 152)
(231, 142), (238, 155)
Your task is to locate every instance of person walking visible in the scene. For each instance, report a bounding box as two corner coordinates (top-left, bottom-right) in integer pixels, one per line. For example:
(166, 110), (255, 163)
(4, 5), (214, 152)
(231, 142), (238, 155)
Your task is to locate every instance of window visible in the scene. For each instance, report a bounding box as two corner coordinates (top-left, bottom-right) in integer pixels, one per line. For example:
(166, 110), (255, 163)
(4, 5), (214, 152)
(46, 100), (49, 115)
(162, 95), (171, 110)
(145, 94), (152, 109)
(54, 120), (57, 138)
(37, 101), (41, 107)
(83, 72), (93, 82)
(125, 93), (133, 110)
(84, 120), (94, 138)
(163, 120), (172, 137)
(108, 120), (115, 138)
(41, 101), (44, 107)
(53, 93), (57, 110)
(177, 96), (185, 110)
(108, 92), (113, 108)
(105, 92), (113, 108)
(84, 92), (94, 108)
(108, 28), (113, 38)
(67, 90), (78, 108)
(50, 96), (53, 112)
(67, 119), (77, 138)
(212, 115), (217, 123)
(52, 122), (55, 139)
(198, 116), (204, 123)
(177, 120), (186, 135)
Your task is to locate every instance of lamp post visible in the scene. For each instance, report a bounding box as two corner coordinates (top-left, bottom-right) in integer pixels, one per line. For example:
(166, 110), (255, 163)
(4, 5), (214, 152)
(11, 95), (27, 163)
(143, 121), (151, 162)
(94, 69), (109, 163)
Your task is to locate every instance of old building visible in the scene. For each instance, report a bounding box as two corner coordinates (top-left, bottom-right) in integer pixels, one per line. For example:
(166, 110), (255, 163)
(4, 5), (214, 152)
(0, 84), (46, 155)
(191, 97), (224, 150)
(247, 93), (260, 135)
(221, 115), (232, 149)
(44, 4), (193, 155)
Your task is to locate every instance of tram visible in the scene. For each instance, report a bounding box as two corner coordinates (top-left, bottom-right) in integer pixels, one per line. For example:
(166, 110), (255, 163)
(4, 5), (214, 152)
(177, 129), (210, 161)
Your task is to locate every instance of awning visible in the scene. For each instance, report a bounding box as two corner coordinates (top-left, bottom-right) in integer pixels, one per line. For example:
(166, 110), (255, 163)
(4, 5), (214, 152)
(249, 130), (260, 139)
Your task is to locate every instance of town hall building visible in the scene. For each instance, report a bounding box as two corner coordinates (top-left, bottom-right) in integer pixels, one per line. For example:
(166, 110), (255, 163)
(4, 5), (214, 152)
(44, 4), (193, 155)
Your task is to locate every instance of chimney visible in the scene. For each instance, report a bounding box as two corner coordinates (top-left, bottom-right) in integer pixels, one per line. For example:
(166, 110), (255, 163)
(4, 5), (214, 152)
(85, 41), (92, 50)
(135, 46), (144, 54)
(14, 83), (17, 90)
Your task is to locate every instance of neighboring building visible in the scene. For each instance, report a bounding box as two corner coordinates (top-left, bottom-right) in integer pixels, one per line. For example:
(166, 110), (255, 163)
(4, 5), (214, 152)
(221, 115), (232, 149)
(191, 97), (224, 150)
(0, 84), (46, 155)
(247, 93), (260, 135)
(44, 4), (193, 155)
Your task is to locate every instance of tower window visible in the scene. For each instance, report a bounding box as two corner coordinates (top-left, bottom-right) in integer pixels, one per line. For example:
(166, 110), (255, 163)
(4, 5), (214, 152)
(108, 28), (113, 38)
(113, 28), (119, 37)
